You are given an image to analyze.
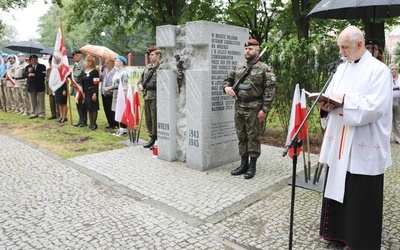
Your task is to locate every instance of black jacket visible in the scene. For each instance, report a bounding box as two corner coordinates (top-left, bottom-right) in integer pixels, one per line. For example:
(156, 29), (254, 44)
(23, 63), (46, 92)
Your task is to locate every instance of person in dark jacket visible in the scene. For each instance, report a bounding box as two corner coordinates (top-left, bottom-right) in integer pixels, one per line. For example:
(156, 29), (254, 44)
(23, 54), (46, 119)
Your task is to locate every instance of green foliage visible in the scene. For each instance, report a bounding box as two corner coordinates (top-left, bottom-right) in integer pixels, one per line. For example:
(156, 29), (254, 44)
(223, 0), (283, 43)
(64, 0), (222, 43)
(0, 0), (28, 9)
(265, 35), (337, 135)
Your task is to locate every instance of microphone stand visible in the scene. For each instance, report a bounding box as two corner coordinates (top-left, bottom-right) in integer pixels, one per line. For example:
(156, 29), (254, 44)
(282, 65), (340, 250)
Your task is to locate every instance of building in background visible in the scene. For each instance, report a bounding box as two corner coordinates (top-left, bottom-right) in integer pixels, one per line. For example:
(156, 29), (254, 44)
(386, 26), (400, 64)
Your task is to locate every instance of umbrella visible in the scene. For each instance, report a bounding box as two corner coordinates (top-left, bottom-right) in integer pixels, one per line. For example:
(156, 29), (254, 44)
(80, 44), (118, 60)
(308, 0), (400, 19)
(4, 41), (45, 54)
(40, 47), (73, 58)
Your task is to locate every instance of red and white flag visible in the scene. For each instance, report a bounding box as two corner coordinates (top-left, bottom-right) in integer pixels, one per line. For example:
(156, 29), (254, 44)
(133, 84), (141, 126)
(49, 26), (70, 92)
(6, 69), (16, 86)
(70, 73), (84, 102)
(121, 84), (135, 130)
(286, 84), (308, 158)
(114, 81), (126, 123)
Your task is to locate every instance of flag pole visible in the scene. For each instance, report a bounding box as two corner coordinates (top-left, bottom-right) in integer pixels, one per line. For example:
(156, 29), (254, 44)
(301, 132), (308, 183)
(1, 81), (7, 113)
(67, 78), (73, 125)
(306, 130), (311, 180)
(136, 105), (145, 143)
(59, 19), (73, 125)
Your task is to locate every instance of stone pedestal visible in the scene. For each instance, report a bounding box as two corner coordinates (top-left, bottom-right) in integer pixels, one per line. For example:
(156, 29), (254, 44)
(156, 21), (248, 171)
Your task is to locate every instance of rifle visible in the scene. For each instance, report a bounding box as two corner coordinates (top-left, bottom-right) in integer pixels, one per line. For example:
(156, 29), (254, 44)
(142, 61), (160, 91)
(231, 46), (268, 92)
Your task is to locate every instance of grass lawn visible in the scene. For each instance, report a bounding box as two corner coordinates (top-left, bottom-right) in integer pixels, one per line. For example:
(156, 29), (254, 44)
(0, 83), (148, 158)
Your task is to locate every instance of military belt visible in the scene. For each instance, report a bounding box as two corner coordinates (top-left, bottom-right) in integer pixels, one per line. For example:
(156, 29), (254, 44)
(237, 95), (263, 103)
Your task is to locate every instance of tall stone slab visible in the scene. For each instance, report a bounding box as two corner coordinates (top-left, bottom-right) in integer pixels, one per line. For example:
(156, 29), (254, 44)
(156, 21), (248, 171)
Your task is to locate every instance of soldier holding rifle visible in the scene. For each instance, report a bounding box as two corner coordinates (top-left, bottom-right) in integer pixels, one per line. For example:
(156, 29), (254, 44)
(223, 39), (276, 179)
(138, 46), (162, 149)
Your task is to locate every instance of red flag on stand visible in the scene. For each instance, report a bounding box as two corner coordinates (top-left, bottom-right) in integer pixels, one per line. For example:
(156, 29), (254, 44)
(121, 85), (134, 130)
(133, 84), (141, 126)
(285, 84), (308, 158)
(49, 26), (70, 92)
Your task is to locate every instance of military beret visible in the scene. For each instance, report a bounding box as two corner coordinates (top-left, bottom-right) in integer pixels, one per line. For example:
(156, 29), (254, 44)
(245, 39), (259, 47)
(147, 46), (160, 54)
(365, 39), (381, 48)
(115, 55), (127, 65)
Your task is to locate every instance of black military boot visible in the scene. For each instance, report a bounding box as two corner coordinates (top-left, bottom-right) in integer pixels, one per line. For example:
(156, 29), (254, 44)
(231, 156), (249, 175)
(244, 157), (257, 179)
(143, 135), (156, 148)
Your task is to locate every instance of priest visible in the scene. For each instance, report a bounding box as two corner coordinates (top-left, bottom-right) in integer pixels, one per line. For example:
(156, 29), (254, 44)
(317, 26), (392, 250)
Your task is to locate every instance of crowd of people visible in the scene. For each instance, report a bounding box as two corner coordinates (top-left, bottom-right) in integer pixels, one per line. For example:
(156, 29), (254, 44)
(0, 46), (162, 144)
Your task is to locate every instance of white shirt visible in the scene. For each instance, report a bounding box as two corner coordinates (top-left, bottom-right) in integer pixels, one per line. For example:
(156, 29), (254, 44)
(393, 75), (400, 99)
(319, 51), (392, 202)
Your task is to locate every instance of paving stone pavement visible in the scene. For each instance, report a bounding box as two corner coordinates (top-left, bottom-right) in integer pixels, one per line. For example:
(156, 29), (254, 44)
(0, 132), (399, 249)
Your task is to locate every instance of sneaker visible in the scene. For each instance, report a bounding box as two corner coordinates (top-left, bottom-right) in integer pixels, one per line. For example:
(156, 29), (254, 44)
(112, 130), (121, 136)
(115, 131), (127, 137)
(113, 128), (127, 136)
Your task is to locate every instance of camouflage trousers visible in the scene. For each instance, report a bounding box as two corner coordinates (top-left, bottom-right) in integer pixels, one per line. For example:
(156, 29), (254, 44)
(144, 99), (157, 138)
(235, 106), (263, 158)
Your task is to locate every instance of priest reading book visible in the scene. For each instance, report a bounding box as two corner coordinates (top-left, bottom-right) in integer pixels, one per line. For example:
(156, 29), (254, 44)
(302, 89), (343, 108)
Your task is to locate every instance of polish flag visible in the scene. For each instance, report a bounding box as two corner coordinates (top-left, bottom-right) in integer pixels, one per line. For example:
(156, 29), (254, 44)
(49, 26), (70, 92)
(286, 84), (308, 158)
(6, 70), (16, 86)
(70, 74), (84, 102)
(114, 81), (126, 123)
(133, 84), (141, 126)
(121, 84), (134, 130)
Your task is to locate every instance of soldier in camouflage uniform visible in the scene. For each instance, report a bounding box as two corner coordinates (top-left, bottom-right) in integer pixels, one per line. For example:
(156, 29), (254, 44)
(223, 39), (276, 179)
(138, 46), (162, 149)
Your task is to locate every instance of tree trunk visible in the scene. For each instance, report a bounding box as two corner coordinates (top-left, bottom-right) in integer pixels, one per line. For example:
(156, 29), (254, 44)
(292, 0), (311, 40)
(363, 21), (386, 50)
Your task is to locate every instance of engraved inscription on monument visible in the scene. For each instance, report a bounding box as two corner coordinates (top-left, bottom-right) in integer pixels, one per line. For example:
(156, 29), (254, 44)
(157, 122), (170, 141)
(210, 33), (241, 112)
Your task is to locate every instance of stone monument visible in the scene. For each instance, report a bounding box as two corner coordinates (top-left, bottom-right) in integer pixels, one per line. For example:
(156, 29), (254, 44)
(156, 21), (248, 171)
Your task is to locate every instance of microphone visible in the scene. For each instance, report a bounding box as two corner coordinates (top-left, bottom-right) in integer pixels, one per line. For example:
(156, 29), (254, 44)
(326, 57), (347, 69)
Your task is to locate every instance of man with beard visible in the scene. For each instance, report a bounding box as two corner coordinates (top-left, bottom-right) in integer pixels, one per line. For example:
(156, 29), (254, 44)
(223, 39), (276, 179)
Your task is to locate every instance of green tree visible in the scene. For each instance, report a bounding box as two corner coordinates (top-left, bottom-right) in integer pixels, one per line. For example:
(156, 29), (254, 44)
(0, 23), (18, 53)
(223, 0), (283, 44)
(64, 0), (221, 40)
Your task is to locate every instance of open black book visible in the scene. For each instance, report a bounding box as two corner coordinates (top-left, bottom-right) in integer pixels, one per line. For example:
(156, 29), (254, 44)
(303, 89), (343, 108)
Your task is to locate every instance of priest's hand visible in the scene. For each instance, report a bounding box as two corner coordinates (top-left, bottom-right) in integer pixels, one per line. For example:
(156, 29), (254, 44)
(318, 101), (335, 112)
